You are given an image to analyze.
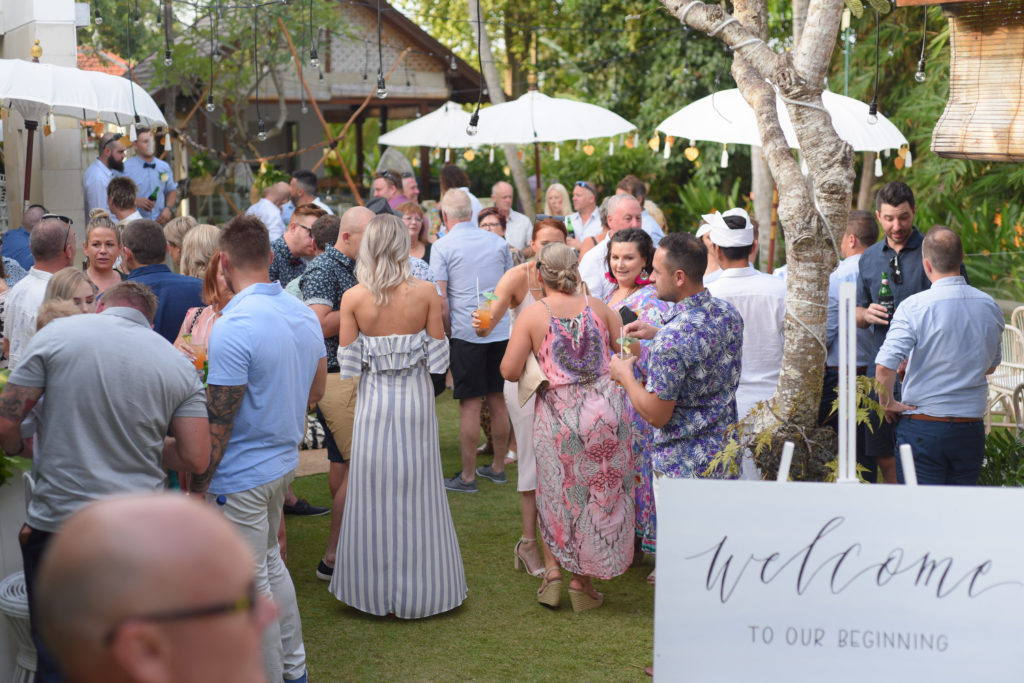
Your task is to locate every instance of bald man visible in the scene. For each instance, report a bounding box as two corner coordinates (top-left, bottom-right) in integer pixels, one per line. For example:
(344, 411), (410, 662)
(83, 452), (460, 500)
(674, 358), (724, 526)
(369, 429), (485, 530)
(299, 205), (374, 581)
(35, 494), (274, 683)
(246, 181), (292, 241)
(3, 204), (44, 269)
(491, 181), (533, 254)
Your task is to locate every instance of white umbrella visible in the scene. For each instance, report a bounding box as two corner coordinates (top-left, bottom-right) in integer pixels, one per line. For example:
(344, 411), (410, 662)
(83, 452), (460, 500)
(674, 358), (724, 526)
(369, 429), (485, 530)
(0, 58), (166, 127)
(0, 58), (167, 206)
(378, 101), (476, 149)
(656, 88), (907, 153)
(470, 90), (636, 145)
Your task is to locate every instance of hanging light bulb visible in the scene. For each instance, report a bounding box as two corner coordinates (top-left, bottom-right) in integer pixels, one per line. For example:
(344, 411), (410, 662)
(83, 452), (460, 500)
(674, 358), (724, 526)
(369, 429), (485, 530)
(867, 100), (878, 126)
(213, 46), (222, 63)
(309, 47), (320, 69)
(94, 7), (103, 24)
(164, 49), (173, 67)
(466, 111), (479, 136)
(205, 95), (215, 113)
(257, 120), (268, 142)
(914, 58), (927, 83)
(300, 101), (309, 115)
(375, 75), (388, 99)
(449, 53), (457, 71)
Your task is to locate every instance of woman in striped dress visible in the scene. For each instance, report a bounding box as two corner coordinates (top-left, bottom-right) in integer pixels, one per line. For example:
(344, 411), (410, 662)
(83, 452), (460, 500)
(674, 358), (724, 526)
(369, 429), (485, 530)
(329, 214), (466, 618)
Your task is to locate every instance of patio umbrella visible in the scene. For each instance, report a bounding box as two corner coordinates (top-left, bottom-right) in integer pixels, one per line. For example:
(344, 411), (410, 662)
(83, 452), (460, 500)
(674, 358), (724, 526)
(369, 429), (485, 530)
(0, 58), (167, 205)
(378, 101), (476, 149)
(469, 89), (637, 208)
(656, 87), (907, 153)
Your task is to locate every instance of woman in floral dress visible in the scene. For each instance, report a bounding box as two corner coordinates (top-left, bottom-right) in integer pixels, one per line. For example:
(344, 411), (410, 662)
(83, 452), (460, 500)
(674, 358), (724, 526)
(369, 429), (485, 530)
(501, 243), (632, 612)
(601, 229), (671, 578)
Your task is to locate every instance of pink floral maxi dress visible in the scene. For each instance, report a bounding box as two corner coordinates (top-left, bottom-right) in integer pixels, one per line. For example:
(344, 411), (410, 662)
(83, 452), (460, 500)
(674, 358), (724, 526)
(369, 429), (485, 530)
(534, 299), (633, 579)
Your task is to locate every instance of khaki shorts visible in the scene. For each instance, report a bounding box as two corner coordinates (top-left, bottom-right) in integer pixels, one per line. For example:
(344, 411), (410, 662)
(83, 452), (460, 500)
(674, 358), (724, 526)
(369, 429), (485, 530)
(317, 375), (358, 462)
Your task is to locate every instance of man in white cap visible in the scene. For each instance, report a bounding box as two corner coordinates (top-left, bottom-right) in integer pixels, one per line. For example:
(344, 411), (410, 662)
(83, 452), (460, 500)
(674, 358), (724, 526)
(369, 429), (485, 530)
(705, 208), (786, 475)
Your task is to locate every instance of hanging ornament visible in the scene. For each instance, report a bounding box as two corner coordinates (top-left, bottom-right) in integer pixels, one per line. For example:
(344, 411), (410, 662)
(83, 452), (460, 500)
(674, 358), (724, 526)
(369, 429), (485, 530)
(648, 134), (660, 152)
(720, 144), (729, 168)
(119, 134), (131, 147)
(874, 156), (883, 177)
(624, 135), (635, 149)
(464, 149), (475, 161)
(502, 166), (510, 177)
(44, 110), (56, 136)
(129, 123), (138, 142)
(92, 121), (105, 136)
(553, 145), (560, 161)
(894, 155), (905, 170)
(162, 131), (170, 147)
(517, 149), (524, 160)
(663, 135), (674, 160)
(445, 148), (451, 162)
(489, 147), (494, 163)
(684, 140), (699, 162)
(583, 144), (595, 156)
(412, 157), (420, 169)
(905, 149), (912, 168)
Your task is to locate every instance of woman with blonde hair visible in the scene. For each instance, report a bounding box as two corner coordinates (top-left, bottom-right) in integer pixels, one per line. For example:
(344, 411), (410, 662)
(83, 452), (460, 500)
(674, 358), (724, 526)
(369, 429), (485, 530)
(164, 215), (197, 269)
(82, 209), (124, 293)
(501, 242), (632, 612)
(44, 267), (98, 314)
(396, 201), (431, 262)
(544, 183), (571, 218)
(178, 223), (220, 279)
(329, 214), (466, 618)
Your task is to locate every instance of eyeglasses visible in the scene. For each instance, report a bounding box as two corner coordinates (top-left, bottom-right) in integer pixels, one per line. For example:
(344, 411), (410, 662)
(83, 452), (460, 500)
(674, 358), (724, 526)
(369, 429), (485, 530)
(479, 221), (503, 230)
(104, 580), (257, 645)
(42, 214), (73, 249)
(889, 252), (903, 285)
(380, 170), (399, 186)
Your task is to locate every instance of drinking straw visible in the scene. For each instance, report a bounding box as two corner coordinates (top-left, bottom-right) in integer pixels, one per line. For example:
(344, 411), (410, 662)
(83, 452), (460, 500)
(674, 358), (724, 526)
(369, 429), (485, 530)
(476, 277), (480, 307)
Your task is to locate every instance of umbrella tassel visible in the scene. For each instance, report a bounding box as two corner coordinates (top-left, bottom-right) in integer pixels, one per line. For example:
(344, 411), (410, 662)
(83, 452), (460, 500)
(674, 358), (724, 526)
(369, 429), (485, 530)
(45, 110), (55, 136)
(163, 131), (170, 147)
(905, 149), (912, 168)
(663, 136), (673, 160)
(608, 140), (614, 156)
(129, 123), (138, 142)
(874, 156), (883, 177)
(720, 145), (728, 168)
(489, 147), (495, 163)
(553, 146), (559, 162)
(445, 148), (451, 163)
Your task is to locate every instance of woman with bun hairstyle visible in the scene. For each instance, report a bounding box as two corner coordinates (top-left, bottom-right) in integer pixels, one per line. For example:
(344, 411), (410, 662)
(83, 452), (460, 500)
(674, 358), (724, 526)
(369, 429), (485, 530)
(500, 242), (632, 613)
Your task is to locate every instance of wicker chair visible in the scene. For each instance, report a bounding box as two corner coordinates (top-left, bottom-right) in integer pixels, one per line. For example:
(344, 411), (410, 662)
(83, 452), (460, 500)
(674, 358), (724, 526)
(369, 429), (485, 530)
(987, 325), (1024, 428)
(1011, 305), (1024, 335)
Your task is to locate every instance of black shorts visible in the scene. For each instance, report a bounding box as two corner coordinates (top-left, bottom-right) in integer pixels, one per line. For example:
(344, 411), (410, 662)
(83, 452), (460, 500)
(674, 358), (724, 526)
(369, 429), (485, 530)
(315, 405), (345, 464)
(864, 381), (900, 459)
(450, 338), (508, 399)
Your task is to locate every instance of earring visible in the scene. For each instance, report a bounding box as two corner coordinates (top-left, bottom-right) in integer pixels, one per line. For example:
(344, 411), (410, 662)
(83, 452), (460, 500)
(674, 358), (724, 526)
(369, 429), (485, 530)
(636, 269), (649, 285)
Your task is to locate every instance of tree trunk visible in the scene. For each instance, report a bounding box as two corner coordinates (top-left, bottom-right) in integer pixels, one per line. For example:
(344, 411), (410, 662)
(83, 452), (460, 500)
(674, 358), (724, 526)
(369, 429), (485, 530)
(856, 151), (876, 210)
(751, 149), (774, 269)
(469, 0), (536, 218)
(661, 0), (855, 476)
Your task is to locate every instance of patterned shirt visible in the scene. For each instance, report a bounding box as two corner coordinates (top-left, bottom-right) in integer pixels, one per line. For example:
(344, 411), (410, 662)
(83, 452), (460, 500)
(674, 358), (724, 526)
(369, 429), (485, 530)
(299, 245), (356, 371)
(269, 237), (306, 286)
(642, 289), (743, 478)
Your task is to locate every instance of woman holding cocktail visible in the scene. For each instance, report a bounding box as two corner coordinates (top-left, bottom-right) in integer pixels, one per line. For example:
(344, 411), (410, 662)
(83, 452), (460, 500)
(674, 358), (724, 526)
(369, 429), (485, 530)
(602, 228), (670, 582)
(173, 249), (234, 372)
(501, 243), (632, 612)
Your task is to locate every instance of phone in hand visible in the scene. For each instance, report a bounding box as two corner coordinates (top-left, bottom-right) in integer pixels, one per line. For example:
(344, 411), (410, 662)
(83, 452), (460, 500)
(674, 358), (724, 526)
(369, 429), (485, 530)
(619, 306), (638, 325)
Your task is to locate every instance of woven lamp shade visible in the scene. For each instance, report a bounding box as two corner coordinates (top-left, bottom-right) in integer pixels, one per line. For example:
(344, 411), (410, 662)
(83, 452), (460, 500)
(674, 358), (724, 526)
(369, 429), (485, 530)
(930, 0), (1024, 161)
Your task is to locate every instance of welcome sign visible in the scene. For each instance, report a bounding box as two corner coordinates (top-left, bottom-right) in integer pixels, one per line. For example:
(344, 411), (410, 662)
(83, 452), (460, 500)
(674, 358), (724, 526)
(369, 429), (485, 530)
(653, 479), (1024, 681)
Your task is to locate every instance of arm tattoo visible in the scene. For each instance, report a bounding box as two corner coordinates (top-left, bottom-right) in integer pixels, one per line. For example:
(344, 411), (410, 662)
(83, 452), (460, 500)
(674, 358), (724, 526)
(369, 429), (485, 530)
(0, 384), (43, 424)
(189, 384), (246, 494)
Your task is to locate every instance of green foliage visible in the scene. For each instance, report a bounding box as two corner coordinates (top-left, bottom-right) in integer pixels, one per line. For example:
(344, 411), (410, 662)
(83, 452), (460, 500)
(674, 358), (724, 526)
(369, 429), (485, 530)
(76, 0), (164, 66)
(828, 375), (886, 432)
(676, 171), (743, 234)
(0, 369), (29, 488)
(978, 428), (1024, 487)
(253, 163), (291, 194)
(187, 151), (219, 179)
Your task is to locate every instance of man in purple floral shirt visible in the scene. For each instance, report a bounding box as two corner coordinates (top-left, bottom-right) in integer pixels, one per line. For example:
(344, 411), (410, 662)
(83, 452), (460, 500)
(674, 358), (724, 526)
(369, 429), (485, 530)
(610, 232), (743, 478)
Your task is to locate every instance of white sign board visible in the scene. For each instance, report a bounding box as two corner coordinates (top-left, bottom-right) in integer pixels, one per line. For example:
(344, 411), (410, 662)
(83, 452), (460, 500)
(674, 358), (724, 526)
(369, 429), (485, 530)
(654, 479), (1024, 681)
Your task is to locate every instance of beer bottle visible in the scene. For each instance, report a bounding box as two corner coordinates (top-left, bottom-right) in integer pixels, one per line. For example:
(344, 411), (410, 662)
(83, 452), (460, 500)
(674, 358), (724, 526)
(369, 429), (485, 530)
(565, 215), (576, 239)
(148, 185), (160, 201)
(879, 272), (895, 321)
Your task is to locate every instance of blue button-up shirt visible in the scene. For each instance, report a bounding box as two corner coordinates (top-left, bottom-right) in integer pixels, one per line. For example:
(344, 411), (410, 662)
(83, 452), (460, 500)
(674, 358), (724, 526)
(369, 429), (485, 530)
(875, 276), (1002, 418)
(642, 289), (743, 478)
(123, 156), (177, 221)
(299, 245), (356, 371)
(430, 221), (513, 343)
(125, 264), (203, 343)
(827, 253), (874, 367)
(2, 228), (33, 270)
(82, 158), (121, 215)
(268, 237), (306, 287)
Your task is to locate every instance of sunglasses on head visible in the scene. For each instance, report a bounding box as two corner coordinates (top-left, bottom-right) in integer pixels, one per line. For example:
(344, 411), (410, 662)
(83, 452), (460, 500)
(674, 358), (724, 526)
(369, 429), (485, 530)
(889, 252), (903, 285)
(42, 214), (74, 248)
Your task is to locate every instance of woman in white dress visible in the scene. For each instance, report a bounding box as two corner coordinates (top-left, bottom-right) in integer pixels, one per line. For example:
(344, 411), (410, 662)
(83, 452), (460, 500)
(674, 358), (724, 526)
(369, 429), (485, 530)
(330, 214), (466, 618)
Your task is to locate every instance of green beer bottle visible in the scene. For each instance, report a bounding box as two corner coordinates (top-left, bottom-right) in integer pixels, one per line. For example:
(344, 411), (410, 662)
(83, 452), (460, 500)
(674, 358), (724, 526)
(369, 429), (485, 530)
(878, 272), (895, 321)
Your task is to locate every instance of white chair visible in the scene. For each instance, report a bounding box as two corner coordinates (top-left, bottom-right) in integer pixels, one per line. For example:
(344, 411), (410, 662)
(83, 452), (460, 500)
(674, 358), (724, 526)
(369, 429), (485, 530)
(1011, 305), (1024, 334)
(0, 571), (35, 683)
(987, 325), (1024, 428)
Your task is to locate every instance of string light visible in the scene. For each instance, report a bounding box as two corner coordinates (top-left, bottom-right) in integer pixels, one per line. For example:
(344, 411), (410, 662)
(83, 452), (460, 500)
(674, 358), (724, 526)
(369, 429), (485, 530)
(914, 7), (928, 83)
(308, 0), (319, 68)
(164, 49), (173, 66)
(94, 6), (103, 24)
(310, 47), (320, 68)
(374, 0), (387, 98)
(257, 119), (267, 141)
(375, 75), (388, 98)
(867, 10), (879, 125)
(466, 0), (483, 136)
(205, 94), (215, 112)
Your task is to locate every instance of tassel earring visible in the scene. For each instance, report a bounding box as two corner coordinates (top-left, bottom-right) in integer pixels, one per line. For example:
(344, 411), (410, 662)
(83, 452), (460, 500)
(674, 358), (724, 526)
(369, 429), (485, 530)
(635, 270), (650, 286)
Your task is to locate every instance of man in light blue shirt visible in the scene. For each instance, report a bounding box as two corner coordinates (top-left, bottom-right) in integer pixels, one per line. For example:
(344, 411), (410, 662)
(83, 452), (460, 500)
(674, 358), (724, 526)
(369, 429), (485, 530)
(617, 174), (664, 245)
(875, 227), (1003, 485)
(190, 214), (326, 683)
(431, 189), (513, 493)
(123, 127), (178, 224)
(82, 133), (125, 216)
(821, 211), (880, 479)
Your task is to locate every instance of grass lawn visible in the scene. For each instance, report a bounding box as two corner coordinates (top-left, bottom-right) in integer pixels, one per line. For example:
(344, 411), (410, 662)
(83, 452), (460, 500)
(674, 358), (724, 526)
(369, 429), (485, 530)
(286, 390), (655, 681)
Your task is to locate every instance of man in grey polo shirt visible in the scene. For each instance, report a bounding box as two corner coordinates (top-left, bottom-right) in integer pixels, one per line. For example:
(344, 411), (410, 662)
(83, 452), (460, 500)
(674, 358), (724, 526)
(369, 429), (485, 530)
(431, 188), (513, 493)
(0, 281), (210, 683)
